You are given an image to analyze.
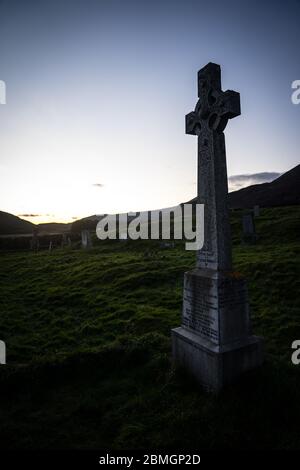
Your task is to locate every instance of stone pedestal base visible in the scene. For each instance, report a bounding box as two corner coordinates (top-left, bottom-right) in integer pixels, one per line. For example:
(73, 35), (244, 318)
(172, 327), (264, 392)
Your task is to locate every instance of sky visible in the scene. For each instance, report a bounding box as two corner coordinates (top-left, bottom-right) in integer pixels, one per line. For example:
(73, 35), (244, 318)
(0, 0), (299, 223)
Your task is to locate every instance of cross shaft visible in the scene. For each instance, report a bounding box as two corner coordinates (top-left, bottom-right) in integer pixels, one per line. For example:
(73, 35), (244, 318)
(186, 63), (240, 271)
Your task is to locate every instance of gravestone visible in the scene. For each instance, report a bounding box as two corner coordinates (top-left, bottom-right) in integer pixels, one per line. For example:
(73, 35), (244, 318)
(30, 227), (39, 251)
(253, 205), (260, 217)
(0, 340), (5, 365)
(61, 233), (72, 248)
(81, 229), (92, 249)
(61, 233), (67, 248)
(172, 63), (263, 392)
(242, 213), (256, 243)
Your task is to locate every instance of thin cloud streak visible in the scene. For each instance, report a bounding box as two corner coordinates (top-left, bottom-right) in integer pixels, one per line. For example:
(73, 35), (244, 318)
(228, 172), (281, 192)
(17, 213), (41, 218)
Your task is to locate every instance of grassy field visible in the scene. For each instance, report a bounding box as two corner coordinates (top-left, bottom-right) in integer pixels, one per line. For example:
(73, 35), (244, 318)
(0, 206), (299, 449)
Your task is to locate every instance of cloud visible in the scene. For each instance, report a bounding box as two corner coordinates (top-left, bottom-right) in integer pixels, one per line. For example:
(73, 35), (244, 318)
(92, 183), (104, 188)
(18, 213), (41, 218)
(228, 172), (281, 192)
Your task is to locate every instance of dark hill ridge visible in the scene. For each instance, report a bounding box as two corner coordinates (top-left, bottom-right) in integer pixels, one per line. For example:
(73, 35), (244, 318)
(71, 215), (103, 233)
(0, 211), (34, 235)
(0, 165), (299, 235)
(227, 164), (300, 209)
(0, 214), (71, 236)
(38, 222), (72, 234)
(187, 164), (299, 209)
(72, 165), (299, 232)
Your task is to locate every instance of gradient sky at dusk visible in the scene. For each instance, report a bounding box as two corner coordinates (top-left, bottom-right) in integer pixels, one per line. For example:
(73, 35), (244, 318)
(0, 0), (299, 223)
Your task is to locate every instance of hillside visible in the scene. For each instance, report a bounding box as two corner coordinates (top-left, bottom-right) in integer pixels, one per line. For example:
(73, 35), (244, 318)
(37, 222), (72, 234)
(228, 164), (300, 209)
(71, 165), (300, 232)
(0, 206), (299, 449)
(71, 215), (103, 233)
(0, 213), (72, 236)
(1, 165), (298, 235)
(0, 211), (34, 235)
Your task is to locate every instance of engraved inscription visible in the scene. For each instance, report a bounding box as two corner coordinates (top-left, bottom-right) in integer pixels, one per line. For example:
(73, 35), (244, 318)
(182, 274), (219, 343)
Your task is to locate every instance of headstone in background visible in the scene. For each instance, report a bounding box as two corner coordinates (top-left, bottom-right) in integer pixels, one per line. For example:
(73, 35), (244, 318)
(81, 229), (92, 249)
(30, 227), (39, 251)
(242, 213), (257, 243)
(61, 233), (72, 248)
(0, 340), (6, 365)
(253, 205), (260, 217)
(172, 63), (263, 392)
(61, 233), (67, 248)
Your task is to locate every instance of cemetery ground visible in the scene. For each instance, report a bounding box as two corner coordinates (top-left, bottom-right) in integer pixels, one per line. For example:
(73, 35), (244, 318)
(0, 206), (299, 450)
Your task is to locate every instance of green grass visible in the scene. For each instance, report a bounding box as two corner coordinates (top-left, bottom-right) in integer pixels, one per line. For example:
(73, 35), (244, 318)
(0, 206), (299, 449)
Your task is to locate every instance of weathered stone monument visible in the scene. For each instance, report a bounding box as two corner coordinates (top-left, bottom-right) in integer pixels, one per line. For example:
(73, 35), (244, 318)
(253, 205), (260, 217)
(0, 340), (6, 365)
(30, 227), (39, 251)
(242, 213), (257, 243)
(81, 229), (92, 249)
(172, 63), (263, 391)
(61, 233), (67, 248)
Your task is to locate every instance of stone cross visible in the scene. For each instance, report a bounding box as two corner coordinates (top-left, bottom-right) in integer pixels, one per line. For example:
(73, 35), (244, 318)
(186, 62), (240, 271)
(172, 63), (263, 392)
